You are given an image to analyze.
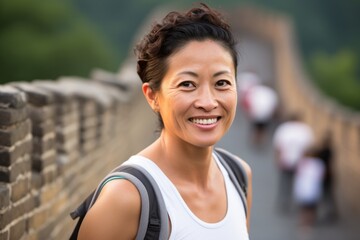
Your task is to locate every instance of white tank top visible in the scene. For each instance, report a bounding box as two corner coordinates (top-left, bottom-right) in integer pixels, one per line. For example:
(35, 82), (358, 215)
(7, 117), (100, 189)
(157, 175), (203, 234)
(124, 154), (249, 240)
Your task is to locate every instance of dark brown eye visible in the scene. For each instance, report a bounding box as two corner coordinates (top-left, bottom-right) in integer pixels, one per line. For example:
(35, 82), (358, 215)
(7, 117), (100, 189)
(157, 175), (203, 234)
(216, 80), (231, 87)
(179, 81), (195, 88)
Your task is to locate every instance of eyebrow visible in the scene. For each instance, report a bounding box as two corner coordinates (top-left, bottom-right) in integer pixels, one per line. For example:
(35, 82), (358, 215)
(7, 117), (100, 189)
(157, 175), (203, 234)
(177, 70), (231, 77)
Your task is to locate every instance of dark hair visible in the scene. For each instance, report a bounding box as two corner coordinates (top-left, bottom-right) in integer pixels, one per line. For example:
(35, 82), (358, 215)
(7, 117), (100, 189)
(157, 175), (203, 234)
(135, 3), (237, 90)
(135, 3), (237, 128)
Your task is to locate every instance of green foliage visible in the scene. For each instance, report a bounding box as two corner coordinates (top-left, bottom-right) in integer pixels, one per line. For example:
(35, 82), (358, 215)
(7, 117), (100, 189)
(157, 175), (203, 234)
(0, 0), (117, 84)
(309, 50), (360, 110)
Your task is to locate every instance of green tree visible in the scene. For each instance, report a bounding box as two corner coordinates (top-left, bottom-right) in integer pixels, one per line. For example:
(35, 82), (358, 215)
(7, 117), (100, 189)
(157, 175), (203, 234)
(0, 0), (117, 84)
(309, 50), (360, 110)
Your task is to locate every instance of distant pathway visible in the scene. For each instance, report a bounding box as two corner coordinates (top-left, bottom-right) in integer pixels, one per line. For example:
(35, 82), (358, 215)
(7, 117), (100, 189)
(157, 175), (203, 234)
(216, 34), (358, 240)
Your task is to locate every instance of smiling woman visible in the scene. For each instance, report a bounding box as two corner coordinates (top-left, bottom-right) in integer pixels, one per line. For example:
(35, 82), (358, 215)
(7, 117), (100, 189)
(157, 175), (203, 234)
(77, 3), (252, 240)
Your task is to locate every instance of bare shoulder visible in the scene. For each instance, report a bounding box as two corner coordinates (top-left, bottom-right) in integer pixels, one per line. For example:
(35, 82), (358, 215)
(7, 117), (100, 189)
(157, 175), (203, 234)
(78, 179), (141, 240)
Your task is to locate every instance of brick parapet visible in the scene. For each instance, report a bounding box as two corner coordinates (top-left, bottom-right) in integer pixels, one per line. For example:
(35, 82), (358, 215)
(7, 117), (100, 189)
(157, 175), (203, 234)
(0, 74), (155, 239)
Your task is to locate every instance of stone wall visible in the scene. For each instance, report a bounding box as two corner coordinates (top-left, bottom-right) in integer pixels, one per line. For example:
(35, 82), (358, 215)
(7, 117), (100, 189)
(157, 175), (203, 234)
(229, 6), (360, 220)
(0, 76), (157, 239)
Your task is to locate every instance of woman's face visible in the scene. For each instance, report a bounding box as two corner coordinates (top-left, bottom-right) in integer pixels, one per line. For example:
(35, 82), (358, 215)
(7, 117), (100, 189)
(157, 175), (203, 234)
(155, 40), (237, 148)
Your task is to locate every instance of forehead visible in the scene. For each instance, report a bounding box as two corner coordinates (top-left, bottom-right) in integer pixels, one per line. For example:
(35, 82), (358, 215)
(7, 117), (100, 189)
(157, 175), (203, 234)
(167, 40), (234, 70)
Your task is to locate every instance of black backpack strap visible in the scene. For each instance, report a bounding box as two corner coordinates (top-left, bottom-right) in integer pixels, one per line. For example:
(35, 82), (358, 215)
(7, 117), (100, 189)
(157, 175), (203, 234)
(69, 164), (169, 240)
(214, 148), (248, 216)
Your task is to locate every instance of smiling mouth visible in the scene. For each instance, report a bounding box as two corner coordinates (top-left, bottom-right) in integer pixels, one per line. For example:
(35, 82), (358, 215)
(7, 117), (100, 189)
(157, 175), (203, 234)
(189, 117), (220, 125)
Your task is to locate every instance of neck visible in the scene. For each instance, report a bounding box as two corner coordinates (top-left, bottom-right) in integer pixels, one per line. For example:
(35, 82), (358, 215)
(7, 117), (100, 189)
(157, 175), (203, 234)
(154, 131), (217, 186)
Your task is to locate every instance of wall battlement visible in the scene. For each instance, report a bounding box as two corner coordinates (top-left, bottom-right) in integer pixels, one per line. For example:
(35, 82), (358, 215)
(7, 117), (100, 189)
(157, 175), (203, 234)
(0, 75), (157, 239)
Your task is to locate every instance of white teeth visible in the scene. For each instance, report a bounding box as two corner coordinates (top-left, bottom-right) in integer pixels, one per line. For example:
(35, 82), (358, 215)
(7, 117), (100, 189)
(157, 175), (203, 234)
(191, 118), (217, 125)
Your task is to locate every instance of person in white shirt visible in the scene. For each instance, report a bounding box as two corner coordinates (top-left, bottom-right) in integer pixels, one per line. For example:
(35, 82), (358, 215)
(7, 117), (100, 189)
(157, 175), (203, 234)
(246, 84), (278, 145)
(273, 113), (314, 212)
(293, 147), (325, 237)
(78, 4), (252, 240)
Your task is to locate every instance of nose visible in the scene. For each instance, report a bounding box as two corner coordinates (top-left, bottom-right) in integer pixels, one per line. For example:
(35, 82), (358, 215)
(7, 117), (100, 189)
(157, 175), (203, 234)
(194, 86), (218, 111)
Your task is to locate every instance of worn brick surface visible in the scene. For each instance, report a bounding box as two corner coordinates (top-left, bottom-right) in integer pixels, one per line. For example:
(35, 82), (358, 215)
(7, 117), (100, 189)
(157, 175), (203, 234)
(0, 185), (10, 211)
(0, 155), (31, 183)
(40, 182), (61, 203)
(32, 120), (55, 138)
(56, 138), (79, 154)
(37, 218), (55, 240)
(32, 133), (55, 154)
(0, 135), (32, 167)
(11, 82), (54, 107)
(10, 195), (34, 221)
(10, 176), (30, 202)
(57, 152), (79, 174)
(55, 102), (78, 115)
(0, 229), (9, 240)
(55, 112), (79, 126)
(40, 165), (58, 185)
(0, 120), (31, 147)
(0, 208), (10, 229)
(80, 128), (98, 142)
(34, 81), (73, 104)
(28, 207), (48, 230)
(9, 217), (26, 240)
(32, 150), (56, 172)
(30, 172), (43, 191)
(0, 107), (28, 126)
(0, 85), (27, 109)
(28, 105), (54, 124)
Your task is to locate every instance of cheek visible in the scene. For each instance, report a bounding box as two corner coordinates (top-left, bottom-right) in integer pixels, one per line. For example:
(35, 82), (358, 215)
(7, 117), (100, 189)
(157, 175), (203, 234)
(222, 90), (238, 109)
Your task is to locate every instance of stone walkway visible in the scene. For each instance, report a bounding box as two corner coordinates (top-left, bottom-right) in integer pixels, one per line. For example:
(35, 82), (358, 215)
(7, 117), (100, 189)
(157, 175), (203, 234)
(217, 34), (359, 240)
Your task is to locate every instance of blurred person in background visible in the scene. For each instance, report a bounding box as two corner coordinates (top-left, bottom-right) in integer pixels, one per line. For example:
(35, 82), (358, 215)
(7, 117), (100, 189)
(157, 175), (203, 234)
(237, 69), (261, 116)
(246, 83), (278, 146)
(78, 3), (252, 239)
(293, 147), (325, 239)
(273, 113), (314, 213)
(316, 131), (338, 223)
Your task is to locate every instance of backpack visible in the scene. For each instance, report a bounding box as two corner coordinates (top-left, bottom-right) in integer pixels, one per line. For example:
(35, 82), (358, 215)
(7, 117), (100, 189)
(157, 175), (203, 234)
(69, 148), (248, 240)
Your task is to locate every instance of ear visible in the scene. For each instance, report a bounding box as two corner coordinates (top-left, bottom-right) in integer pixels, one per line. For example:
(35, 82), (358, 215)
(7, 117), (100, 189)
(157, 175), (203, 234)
(142, 83), (159, 112)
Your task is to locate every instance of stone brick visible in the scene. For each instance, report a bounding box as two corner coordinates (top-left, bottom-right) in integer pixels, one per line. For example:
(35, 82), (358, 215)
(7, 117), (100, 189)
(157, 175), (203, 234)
(55, 101), (78, 115)
(0, 134), (32, 167)
(41, 165), (58, 185)
(78, 101), (97, 117)
(55, 112), (79, 126)
(9, 217), (26, 240)
(37, 218), (55, 240)
(56, 138), (79, 154)
(0, 208), (10, 229)
(28, 207), (49, 231)
(10, 176), (30, 202)
(55, 124), (78, 144)
(34, 81), (73, 104)
(28, 105), (55, 124)
(0, 229), (9, 240)
(32, 120), (55, 138)
(0, 85), (27, 109)
(0, 120), (31, 146)
(0, 107), (28, 126)
(80, 128), (98, 142)
(32, 150), (56, 172)
(57, 152), (78, 175)
(0, 185), (10, 210)
(11, 82), (54, 107)
(0, 155), (31, 183)
(40, 183), (61, 205)
(30, 172), (43, 191)
(11, 195), (34, 222)
(32, 133), (56, 154)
